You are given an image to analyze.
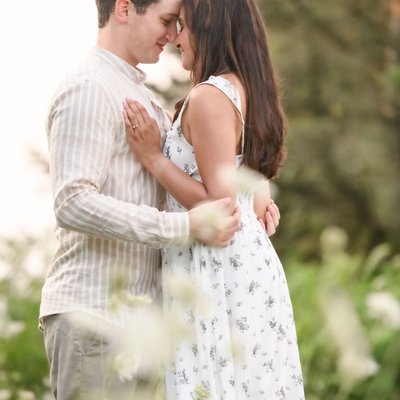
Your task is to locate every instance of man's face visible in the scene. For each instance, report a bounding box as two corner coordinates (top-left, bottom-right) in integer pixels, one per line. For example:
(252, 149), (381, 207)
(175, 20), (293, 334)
(127, 0), (180, 65)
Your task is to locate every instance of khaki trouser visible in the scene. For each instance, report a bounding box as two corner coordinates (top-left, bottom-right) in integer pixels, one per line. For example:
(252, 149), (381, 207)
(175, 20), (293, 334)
(42, 313), (138, 400)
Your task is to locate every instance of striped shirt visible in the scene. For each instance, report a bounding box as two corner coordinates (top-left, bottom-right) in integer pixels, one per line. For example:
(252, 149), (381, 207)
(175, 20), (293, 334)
(40, 47), (189, 325)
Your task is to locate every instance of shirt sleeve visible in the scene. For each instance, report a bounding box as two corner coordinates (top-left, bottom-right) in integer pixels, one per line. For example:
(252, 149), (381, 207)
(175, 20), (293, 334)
(47, 77), (189, 248)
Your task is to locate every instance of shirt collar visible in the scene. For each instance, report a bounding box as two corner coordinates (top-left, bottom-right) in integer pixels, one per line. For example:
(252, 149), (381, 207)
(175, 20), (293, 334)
(93, 47), (147, 84)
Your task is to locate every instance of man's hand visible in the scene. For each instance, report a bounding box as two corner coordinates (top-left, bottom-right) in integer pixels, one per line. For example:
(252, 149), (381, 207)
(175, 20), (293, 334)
(189, 198), (241, 247)
(258, 200), (280, 237)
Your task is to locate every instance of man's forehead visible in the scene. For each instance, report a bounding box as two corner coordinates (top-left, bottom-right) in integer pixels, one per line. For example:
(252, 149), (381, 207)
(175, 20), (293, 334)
(154, 0), (181, 16)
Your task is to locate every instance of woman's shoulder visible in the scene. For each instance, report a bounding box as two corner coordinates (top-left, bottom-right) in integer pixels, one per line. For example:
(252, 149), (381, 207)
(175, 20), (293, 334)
(189, 80), (231, 107)
(187, 75), (244, 119)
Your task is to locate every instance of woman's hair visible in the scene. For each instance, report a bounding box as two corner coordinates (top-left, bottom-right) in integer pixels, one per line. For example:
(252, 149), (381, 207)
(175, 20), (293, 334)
(174, 0), (287, 179)
(95, 0), (159, 28)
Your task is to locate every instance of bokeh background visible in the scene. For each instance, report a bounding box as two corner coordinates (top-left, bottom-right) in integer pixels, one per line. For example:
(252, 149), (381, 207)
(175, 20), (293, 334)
(0, 1), (399, 399)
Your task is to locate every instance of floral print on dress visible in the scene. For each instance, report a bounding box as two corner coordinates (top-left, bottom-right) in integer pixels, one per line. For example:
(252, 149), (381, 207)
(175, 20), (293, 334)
(162, 76), (305, 400)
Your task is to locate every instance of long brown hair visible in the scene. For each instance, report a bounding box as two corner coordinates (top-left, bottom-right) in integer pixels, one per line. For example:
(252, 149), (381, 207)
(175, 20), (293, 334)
(174, 0), (287, 179)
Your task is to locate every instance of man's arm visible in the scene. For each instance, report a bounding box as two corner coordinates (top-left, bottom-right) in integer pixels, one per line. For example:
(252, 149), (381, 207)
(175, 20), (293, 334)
(48, 79), (239, 248)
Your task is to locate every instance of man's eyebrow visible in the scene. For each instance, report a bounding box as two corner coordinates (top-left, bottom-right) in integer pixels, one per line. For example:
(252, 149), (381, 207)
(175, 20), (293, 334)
(164, 12), (179, 18)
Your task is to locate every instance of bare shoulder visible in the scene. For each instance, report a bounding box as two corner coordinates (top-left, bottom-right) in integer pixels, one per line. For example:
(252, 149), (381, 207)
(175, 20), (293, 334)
(187, 83), (237, 118)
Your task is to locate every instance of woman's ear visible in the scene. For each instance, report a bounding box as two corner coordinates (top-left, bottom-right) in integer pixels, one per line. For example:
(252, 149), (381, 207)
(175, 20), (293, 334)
(114, 0), (131, 23)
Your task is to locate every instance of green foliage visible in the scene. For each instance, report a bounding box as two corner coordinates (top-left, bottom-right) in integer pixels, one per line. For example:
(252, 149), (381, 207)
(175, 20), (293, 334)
(256, 0), (400, 257)
(283, 227), (400, 400)
(1, 230), (399, 400)
(0, 235), (52, 399)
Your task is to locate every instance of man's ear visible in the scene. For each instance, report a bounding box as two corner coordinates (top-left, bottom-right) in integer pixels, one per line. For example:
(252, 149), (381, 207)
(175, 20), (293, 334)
(114, 0), (132, 23)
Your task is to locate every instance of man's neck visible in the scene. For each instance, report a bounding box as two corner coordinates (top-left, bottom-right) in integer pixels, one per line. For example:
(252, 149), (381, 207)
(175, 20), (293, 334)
(97, 29), (138, 67)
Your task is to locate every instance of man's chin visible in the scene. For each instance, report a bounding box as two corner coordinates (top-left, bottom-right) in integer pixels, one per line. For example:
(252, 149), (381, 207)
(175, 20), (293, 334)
(141, 55), (161, 65)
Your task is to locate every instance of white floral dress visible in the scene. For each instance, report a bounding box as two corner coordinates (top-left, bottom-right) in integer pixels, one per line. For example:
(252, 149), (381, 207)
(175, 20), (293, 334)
(162, 76), (305, 400)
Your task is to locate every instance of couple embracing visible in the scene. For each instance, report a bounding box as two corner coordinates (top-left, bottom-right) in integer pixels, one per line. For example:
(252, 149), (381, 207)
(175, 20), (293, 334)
(40, 0), (304, 399)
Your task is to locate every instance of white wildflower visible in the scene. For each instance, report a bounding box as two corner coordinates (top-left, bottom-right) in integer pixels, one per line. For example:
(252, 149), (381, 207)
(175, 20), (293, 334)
(112, 306), (171, 378)
(217, 164), (267, 198)
(321, 286), (368, 354)
(320, 285), (379, 389)
(16, 391), (35, 400)
(112, 353), (139, 382)
(163, 308), (195, 342)
(320, 226), (348, 256)
(66, 312), (111, 339)
(2, 321), (26, 339)
(163, 272), (212, 342)
(190, 201), (229, 241)
(0, 389), (11, 400)
(0, 297), (26, 339)
(108, 291), (152, 314)
(338, 353), (380, 389)
(0, 259), (10, 280)
(364, 243), (391, 275)
(366, 291), (400, 329)
(164, 273), (210, 316)
(194, 383), (211, 400)
(164, 273), (199, 307)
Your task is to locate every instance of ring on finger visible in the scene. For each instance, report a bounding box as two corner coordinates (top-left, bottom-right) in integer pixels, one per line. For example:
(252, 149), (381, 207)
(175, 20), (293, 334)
(131, 123), (140, 130)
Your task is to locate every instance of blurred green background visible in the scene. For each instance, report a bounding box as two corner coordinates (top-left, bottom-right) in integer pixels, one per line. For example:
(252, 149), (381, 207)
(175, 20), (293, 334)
(1, 1), (399, 399)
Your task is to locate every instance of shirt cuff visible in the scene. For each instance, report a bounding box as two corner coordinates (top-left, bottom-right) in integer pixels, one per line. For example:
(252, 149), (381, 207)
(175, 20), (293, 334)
(165, 211), (190, 246)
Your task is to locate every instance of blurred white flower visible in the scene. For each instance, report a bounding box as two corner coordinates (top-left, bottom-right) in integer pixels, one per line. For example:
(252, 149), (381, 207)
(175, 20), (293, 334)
(112, 353), (139, 382)
(0, 297), (26, 339)
(338, 353), (380, 388)
(320, 226), (348, 256)
(164, 273), (210, 316)
(366, 291), (400, 329)
(190, 201), (229, 241)
(194, 383), (211, 400)
(16, 391), (35, 400)
(0, 389), (11, 400)
(108, 292), (152, 314)
(112, 306), (171, 379)
(163, 307), (195, 342)
(217, 164), (267, 198)
(364, 244), (391, 275)
(164, 273), (199, 307)
(2, 321), (26, 339)
(321, 287), (369, 354)
(320, 285), (379, 389)
(0, 259), (10, 280)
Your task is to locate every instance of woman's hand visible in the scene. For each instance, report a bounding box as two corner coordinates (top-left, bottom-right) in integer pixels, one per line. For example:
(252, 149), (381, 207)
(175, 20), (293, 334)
(258, 200), (280, 237)
(123, 99), (163, 169)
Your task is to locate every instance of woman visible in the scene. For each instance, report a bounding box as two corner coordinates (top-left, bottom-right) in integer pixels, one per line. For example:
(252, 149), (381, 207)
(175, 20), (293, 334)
(123, 0), (304, 398)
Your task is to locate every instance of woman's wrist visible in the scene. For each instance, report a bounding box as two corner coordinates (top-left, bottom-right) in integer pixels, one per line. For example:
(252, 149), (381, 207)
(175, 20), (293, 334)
(146, 152), (167, 178)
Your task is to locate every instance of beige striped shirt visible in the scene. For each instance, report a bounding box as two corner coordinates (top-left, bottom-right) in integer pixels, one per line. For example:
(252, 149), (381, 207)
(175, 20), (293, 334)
(40, 47), (189, 324)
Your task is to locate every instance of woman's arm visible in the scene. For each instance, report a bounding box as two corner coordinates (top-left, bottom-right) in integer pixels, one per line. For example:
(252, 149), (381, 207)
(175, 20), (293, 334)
(123, 87), (240, 212)
(123, 93), (280, 233)
(123, 100), (211, 210)
(186, 85), (240, 215)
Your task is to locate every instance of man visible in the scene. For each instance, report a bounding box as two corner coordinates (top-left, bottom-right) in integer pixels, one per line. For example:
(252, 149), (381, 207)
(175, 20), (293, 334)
(40, 0), (279, 398)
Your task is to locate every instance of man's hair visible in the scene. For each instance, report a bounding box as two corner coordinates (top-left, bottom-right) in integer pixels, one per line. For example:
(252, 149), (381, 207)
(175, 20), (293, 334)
(95, 0), (160, 28)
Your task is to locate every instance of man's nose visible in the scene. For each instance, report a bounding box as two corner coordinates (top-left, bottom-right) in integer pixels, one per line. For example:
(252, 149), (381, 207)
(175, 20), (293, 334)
(166, 24), (178, 43)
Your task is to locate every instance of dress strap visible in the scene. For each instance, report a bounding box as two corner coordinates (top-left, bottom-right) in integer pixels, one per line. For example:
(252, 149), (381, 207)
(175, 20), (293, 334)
(177, 76), (246, 154)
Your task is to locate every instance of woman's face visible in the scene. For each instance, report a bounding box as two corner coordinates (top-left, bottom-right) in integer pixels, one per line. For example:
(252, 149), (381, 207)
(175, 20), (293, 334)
(174, 9), (195, 71)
